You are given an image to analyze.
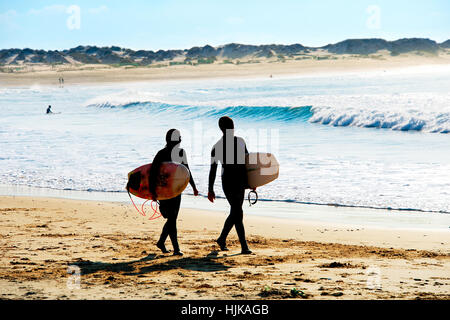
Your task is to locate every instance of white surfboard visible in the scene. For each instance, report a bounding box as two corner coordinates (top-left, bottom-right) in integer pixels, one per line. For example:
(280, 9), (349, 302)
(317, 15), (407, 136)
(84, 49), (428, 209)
(246, 152), (279, 189)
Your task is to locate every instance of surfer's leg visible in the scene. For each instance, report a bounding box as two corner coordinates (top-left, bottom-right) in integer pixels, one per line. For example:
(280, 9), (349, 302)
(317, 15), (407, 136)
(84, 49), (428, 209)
(157, 200), (171, 253)
(167, 195), (182, 255)
(231, 187), (251, 253)
(218, 185), (250, 253)
(217, 186), (236, 250)
(217, 214), (233, 249)
(157, 223), (170, 253)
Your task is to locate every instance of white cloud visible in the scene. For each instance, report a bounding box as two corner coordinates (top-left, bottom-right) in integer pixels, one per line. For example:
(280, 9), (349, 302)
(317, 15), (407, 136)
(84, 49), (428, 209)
(28, 5), (67, 16)
(88, 5), (108, 14)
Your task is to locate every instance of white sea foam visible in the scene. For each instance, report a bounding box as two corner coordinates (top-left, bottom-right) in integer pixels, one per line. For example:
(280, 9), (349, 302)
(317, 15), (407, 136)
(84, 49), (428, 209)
(309, 93), (450, 133)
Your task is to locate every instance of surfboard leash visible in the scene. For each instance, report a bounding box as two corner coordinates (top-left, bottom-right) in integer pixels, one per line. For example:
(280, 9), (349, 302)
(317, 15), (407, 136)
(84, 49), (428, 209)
(248, 190), (258, 206)
(148, 200), (161, 220)
(127, 190), (161, 220)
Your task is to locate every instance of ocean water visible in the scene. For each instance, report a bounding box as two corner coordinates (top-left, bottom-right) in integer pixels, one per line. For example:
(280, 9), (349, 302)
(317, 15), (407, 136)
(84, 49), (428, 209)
(1, 65), (450, 215)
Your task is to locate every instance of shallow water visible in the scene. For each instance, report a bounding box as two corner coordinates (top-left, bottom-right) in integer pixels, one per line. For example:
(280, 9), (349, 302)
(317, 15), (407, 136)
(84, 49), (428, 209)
(1, 65), (450, 214)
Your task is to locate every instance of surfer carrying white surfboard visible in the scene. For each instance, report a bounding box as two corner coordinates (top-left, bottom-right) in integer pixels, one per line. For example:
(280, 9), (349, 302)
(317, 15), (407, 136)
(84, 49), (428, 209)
(208, 116), (252, 254)
(149, 129), (199, 256)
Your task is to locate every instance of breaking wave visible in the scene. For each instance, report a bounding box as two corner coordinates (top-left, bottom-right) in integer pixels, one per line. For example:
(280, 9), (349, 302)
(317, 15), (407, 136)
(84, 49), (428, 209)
(88, 100), (450, 133)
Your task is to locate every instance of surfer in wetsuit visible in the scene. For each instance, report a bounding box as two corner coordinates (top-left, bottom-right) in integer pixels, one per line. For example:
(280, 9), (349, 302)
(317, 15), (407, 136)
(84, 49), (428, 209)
(149, 129), (198, 256)
(208, 116), (252, 254)
(46, 105), (52, 114)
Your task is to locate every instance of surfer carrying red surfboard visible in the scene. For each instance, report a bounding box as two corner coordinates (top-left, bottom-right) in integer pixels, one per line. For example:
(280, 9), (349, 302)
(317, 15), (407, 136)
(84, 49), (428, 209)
(149, 129), (199, 256)
(208, 116), (252, 254)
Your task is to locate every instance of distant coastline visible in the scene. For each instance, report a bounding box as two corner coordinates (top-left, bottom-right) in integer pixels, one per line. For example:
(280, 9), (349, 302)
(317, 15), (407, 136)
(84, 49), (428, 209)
(1, 37), (449, 87)
(1, 37), (449, 67)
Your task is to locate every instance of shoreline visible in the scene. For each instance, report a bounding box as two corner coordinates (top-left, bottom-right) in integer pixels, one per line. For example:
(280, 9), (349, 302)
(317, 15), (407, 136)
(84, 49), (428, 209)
(1, 55), (450, 87)
(1, 184), (449, 232)
(1, 195), (449, 251)
(0, 195), (448, 300)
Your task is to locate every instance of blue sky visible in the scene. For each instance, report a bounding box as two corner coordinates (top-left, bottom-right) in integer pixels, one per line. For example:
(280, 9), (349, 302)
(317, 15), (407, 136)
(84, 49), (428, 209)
(0, 0), (449, 50)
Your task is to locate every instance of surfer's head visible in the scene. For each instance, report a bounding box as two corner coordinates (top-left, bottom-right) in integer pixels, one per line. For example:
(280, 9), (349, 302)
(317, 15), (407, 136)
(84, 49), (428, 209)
(166, 128), (181, 147)
(219, 116), (234, 135)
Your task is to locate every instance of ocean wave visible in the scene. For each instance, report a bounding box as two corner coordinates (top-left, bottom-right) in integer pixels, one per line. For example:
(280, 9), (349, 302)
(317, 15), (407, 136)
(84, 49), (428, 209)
(88, 101), (314, 122)
(87, 98), (450, 133)
(310, 106), (450, 133)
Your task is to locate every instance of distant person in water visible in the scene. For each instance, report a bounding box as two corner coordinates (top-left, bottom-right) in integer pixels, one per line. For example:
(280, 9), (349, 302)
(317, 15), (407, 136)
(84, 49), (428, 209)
(149, 129), (199, 256)
(46, 105), (52, 114)
(208, 116), (252, 254)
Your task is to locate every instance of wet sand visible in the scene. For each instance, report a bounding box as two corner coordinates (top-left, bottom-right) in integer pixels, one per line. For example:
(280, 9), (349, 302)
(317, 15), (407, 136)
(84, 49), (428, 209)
(0, 196), (448, 300)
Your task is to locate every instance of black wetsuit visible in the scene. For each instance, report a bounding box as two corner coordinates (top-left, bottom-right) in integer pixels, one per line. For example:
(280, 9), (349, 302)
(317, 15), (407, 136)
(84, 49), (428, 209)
(209, 134), (249, 251)
(149, 144), (196, 253)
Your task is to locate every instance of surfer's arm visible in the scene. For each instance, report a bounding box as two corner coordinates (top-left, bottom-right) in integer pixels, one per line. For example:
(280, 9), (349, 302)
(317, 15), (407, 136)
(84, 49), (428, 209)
(185, 163), (198, 196)
(208, 148), (218, 200)
(208, 162), (217, 193)
(181, 149), (198, 195)
(208, 162), (217, 203)
(243, 139), (253, 189)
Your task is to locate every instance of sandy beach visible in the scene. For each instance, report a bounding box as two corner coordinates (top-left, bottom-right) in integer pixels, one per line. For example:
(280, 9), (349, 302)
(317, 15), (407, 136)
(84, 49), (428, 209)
(0, 196), (448, 300)
(1, 52), (450, 301)
(1, 53), (450, 87)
